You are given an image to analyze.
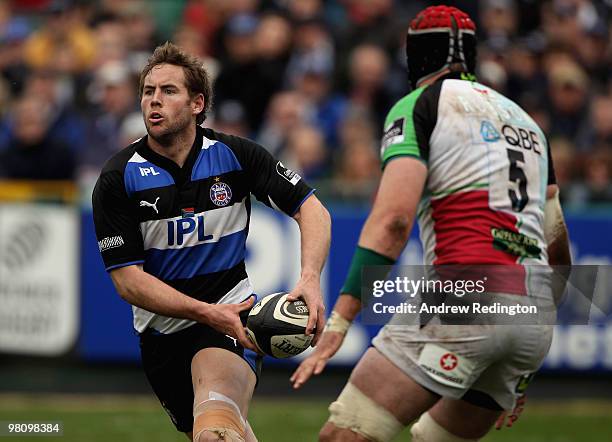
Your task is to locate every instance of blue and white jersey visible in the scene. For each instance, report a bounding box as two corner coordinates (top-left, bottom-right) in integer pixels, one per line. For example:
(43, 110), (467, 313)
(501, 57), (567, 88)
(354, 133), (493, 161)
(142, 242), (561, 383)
(92, 126), (314, 334)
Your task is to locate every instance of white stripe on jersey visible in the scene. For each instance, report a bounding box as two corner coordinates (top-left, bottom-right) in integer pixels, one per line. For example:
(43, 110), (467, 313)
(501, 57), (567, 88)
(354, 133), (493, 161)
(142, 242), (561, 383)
(133, 277), (254, 334)
(202, 136), (216, 150)
(127, 152), (148, 163)
(139, 197), (248, 250)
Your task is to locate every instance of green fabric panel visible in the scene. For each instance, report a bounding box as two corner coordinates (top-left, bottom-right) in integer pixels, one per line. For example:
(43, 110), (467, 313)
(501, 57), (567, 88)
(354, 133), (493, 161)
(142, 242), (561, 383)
(341, 246), (395, 304)
(381, 86), (426, 168)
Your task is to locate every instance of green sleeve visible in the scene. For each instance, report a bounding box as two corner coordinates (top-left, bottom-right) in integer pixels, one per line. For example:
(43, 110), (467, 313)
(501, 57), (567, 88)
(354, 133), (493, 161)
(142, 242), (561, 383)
(380, 87), (428, 169)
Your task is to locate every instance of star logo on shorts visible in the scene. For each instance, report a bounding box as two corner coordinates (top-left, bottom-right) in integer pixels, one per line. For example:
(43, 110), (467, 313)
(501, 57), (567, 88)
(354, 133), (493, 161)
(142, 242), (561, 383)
(440, 353), (458, 371)
(225, 334), (238, 347)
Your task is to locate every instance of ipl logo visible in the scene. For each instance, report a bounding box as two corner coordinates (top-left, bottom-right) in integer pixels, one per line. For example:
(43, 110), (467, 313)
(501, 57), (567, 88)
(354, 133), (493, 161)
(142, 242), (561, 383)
(210, 182), (232, 207)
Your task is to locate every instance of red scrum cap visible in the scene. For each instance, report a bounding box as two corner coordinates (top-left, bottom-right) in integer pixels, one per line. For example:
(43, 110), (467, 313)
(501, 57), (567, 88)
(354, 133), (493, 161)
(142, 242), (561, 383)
(406, 5), (477, 89)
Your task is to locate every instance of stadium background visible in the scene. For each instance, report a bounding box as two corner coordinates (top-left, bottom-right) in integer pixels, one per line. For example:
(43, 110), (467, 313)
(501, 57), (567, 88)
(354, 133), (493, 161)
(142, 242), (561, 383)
(0, 0), (611, 440)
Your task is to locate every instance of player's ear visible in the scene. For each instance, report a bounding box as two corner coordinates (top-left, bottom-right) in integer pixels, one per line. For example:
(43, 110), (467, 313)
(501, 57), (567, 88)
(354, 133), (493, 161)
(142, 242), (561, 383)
(192, 93), (204, 116)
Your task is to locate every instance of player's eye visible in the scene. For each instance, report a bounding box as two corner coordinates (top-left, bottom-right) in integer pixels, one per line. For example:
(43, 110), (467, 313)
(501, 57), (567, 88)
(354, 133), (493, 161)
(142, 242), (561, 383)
(143, 89), (153, 96)
(164, 88), (176, 94)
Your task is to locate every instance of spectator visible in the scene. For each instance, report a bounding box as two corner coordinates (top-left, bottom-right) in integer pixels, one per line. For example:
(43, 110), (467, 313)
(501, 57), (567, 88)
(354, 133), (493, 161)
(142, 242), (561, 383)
(505, 38), (547, 106)
(90, 12), (128, 69)
(214, 13), (273, 131)
(549, 137), (577, 196)
(0, 0), (30, 95)
(523, 99), (552, 136)
(117, 111), (145, 147)
(257, 90), (312, 156)
(567, 149), (612, 206)
(333, 109), (379, 201)
(285, 0), (324, 22)
(255, 12), (292, 93)
(0, 0), (608, 207)
(121, 2), (156, 52)
(281, 123), (328, 181)
(80, 61), (139, 177)
(331, 139), (380, 202)
(545, 59), (591, 142)
(209, 100), (250, 138)
(0, 69), (86, 155)
(576, 18), (610, 87)
(23, 1), (95, 74)
(478, 44), (509, 94)
(338, 0), (399, 49)
(255, 13), (292, 62)
(182, 0), (223, 47)
(0, 94), (75, 180)
(285, 15), (334, 89)
(577, 94), (612, 151)
(337, 108), (376, 153)
(291, 54), (347, 149)
(345, 43), (393, 132)
(541, 0), (582, 48)
(173, 25), (220, 81)
(479, 0), (518, 41)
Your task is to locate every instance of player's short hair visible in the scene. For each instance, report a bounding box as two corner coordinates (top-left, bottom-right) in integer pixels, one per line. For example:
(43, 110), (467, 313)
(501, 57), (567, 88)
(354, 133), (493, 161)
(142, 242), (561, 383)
(139, 42), (213, 124)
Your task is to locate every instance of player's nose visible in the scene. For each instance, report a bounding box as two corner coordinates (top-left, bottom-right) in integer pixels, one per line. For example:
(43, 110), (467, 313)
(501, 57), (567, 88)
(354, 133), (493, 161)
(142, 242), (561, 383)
(151, 88), (163, 106)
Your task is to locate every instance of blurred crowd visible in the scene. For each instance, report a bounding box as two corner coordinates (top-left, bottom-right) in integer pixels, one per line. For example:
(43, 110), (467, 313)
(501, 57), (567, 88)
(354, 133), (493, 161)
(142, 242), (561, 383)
(0, 0), (610, 206)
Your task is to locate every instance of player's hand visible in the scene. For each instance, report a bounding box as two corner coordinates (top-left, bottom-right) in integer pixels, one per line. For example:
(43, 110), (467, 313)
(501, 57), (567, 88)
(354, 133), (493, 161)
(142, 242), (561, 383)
(495, 394), (526, 430)
(290, 330), (344, 389)
(287, 274), (325, 346)
(204, 297), (259, 352)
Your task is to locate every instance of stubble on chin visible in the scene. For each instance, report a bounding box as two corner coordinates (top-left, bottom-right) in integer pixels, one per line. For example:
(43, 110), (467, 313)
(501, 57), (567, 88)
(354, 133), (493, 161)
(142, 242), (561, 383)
(146, 116), (190, 147)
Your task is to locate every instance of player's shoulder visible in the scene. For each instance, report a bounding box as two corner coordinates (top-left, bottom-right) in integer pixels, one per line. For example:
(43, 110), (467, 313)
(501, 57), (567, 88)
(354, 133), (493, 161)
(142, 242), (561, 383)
(385, 83), (442, 124)
(202, 127), (260, 152)
(386, 88), (425, 118)
(201, 127), (270, 166)
(99, 136), (146, 176)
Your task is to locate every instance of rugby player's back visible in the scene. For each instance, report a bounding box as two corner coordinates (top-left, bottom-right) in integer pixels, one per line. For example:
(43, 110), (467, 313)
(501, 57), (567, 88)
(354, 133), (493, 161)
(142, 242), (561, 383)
(381, 75), (555, 269)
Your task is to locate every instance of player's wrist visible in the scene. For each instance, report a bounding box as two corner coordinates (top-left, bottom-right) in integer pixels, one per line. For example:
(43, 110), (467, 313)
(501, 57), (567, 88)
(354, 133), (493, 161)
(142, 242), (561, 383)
(299, 268), (321, 282)
(193, 301), (214, 324)
(323, 310), (351, 336)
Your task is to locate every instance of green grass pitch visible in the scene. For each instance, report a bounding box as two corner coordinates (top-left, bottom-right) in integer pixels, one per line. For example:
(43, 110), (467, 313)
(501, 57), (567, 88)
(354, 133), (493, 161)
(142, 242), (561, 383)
(0, 394), (610, 441)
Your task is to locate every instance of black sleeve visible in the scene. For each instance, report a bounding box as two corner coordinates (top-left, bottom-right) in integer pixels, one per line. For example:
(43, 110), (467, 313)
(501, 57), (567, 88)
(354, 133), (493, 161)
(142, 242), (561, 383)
(92, 170), (145, 271)
(546, 140), (557, 185)
(230, 135), (315, 216)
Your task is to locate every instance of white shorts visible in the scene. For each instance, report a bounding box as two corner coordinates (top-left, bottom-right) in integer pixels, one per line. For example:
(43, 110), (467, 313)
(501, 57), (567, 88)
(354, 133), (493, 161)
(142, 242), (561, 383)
(372, 322), (553, 410)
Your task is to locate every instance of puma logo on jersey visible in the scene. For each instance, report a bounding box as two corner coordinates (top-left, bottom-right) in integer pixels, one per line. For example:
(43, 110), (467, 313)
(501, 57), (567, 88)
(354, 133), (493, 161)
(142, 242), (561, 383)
(225, 334), (238, 347)
(140, 197), (160, 214)
(139, 166), (160, 176)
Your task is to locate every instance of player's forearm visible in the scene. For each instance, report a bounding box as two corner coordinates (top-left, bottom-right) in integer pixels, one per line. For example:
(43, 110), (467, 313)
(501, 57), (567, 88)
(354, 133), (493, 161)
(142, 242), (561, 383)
(294, 195), (331, 278)
(548, 228), (571, 267)
(544, 186), (571, 266)
(111, 266), (211, 322)
(358, 210), (412, 260)
(357, 158), (423, 259)
(543, 186), (572, 304)
(333, 294), (362, 322)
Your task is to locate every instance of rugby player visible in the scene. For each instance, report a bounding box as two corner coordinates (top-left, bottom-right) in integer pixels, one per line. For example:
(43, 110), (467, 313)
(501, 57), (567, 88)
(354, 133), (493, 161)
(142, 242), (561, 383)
(92, 42), (330, 442)
(292, 6), (571, 442)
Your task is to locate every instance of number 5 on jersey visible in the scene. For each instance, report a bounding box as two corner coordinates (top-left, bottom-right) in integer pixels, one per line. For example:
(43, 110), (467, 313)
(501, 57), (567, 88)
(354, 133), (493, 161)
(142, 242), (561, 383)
(507, 149), (529, 212)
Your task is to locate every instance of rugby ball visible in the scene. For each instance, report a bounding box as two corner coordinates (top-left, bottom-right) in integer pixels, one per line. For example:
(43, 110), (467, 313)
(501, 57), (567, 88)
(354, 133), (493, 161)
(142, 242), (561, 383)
(246, 292), (313, 358)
